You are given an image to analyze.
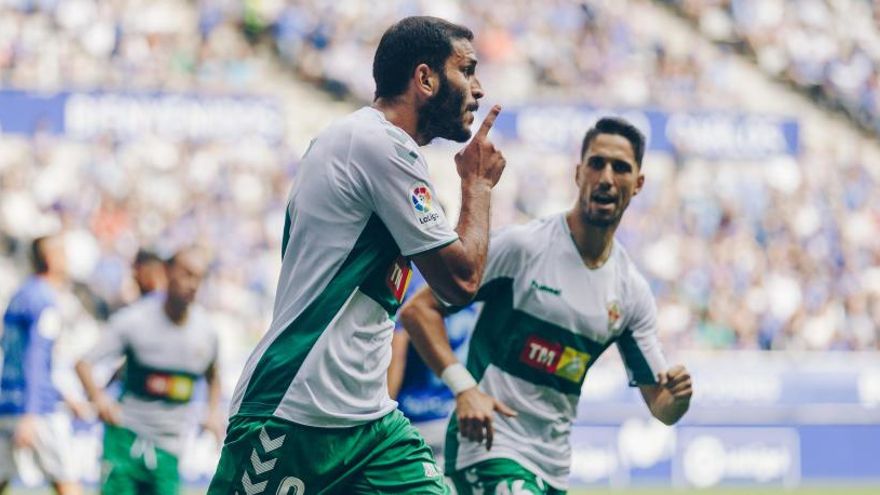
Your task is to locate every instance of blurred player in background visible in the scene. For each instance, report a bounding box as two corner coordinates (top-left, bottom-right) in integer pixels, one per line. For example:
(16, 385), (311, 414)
(388, 268), (479, 470)
(0, 235), (83, 495)
(132, 249), (167, 298)
(75, 248), (222, 495)
(401, 117), (693, 494)
(209, 15), (505, 495)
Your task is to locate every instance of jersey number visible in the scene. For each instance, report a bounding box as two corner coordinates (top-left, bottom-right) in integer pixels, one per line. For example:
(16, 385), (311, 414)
(277, 477), (305, 495)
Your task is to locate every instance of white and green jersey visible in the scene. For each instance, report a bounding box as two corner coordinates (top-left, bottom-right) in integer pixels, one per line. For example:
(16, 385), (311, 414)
(82, 296), (218, 455)
(445, 214), (667, 490)
(229, 107), (458, 427)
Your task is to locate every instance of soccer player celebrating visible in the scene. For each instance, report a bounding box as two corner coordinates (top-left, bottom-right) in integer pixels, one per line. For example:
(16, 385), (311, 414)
(75, 248), (222, 495)
(400, 117), (693, 494)
(208, 16), (505, 495)
(0, 236), (83, 495)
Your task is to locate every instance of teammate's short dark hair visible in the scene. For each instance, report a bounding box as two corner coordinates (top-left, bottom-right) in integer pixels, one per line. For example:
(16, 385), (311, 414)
(373, 16), (473, 100)
(134, 249), (162, 267)
(31, 236), (50, 274)
(581, 117), (646, 167)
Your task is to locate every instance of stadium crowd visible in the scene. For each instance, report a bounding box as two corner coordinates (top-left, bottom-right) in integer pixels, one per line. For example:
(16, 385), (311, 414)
(0, 0), (877, 388)
(662, 0), (880, 135)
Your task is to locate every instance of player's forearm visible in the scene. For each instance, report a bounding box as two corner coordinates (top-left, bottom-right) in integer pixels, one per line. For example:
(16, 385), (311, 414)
(451, 179), (493, 293)
(205, 363), (222, 415)
(399, 289), (460, 378)
(74, 360), (105, 403)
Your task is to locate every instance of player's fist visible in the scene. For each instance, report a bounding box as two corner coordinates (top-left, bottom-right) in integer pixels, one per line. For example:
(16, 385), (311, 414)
(95, 394), (122, 425)
(659, 364), (692, 404)
(13, 414), (39, 449)
(455, 386), (517, 451)
(455, 105), (506, 188)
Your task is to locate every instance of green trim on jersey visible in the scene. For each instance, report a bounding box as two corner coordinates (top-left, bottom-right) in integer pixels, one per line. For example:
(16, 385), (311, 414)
(238, 214), (401, 416)
(121, 350), (200, 404)
(281, 206), (292, 261)
(617, 328), (658, 385)
(465, 278), (614, 395)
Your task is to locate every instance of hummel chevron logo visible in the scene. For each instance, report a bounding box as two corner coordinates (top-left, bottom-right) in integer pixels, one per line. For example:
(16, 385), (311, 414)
(242, 471), (268, 495)
(251, 449), (277, 475)
(259, 427), (286, 453)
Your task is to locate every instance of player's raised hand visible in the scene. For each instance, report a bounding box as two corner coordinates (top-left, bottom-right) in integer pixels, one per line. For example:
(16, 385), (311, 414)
(455, 386), (517, 451)
(455, 105), (506, 188)
(659, 365), (692, 404)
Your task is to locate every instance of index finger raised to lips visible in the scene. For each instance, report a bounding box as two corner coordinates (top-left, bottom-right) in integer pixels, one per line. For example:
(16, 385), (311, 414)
(473, 105), (501, 140)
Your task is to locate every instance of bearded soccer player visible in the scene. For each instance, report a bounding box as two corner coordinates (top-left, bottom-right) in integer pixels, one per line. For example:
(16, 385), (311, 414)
(75, 248), (222, 495)
(208, 16), (506, 494)
(400, 117), (693, 494)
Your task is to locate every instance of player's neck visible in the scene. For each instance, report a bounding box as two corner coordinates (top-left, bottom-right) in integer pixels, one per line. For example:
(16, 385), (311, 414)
(373, 98), (428, 145)
(163, 297), (189, 326)
(566, 211), (616, 269)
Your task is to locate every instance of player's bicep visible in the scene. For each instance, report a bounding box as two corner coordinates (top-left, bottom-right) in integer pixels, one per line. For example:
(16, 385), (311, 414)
(411, 241), (475, 306)
(617, 278), (667, 386)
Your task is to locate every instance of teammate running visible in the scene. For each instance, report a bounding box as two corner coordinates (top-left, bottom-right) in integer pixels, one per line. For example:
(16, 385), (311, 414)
(400, 117), (693, 494)
(75, 248), (222, 495)
(208, 15), (505, 495)
(0, 236), (83, 495)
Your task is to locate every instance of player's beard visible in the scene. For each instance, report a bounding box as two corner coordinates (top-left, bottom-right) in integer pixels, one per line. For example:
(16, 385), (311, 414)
(418, 72), (471, 143)
(581, 194), (627, 228)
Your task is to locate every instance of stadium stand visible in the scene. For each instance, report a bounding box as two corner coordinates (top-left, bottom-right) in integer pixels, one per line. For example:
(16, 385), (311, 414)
(0, 0), (879, 489)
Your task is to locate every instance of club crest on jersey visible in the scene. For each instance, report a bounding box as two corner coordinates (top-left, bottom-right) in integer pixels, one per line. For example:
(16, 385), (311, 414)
(386, 256), (412, 303)
(519, 335), (591, 383)
(410, 182), (441, 227)
(607, 300), (623, 331)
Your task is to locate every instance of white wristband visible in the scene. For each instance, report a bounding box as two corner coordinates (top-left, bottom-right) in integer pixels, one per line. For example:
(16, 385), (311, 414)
(441, 363), (478, 395)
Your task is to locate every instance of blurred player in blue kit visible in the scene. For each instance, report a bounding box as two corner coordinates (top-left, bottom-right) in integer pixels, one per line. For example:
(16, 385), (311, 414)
(0, 235), (83, 495)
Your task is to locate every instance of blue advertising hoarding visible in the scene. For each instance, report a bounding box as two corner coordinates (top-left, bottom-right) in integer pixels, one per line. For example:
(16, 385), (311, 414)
(489, 104), (800, 159)
(0, 90), (284, 141)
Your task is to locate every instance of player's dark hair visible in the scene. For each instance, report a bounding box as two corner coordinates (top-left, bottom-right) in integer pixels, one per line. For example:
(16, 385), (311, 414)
(134, 249), (162, 267)
(581, 117), (646, 167)
(373, 16), (473, 100)
(31, 236), (50, 274)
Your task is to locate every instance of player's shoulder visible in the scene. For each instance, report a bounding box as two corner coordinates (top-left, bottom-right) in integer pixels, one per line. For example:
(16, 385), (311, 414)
(5, 277), (55, 316)
(324, 107), (415, 158)
(110, 295), (160, 325)
(492, 214), (560, 256)
(188, 305), (217, 337)
(612, 242), (654, 304)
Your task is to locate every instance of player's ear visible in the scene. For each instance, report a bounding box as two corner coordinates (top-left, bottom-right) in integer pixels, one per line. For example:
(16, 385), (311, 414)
(633, 169), (645, 196)
(574, 161), (584, 186)
(414, 63), (438, 98)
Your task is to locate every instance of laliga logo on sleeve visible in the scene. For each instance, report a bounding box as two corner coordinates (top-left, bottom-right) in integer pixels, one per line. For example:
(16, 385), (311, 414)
(410, 182), (441, 227)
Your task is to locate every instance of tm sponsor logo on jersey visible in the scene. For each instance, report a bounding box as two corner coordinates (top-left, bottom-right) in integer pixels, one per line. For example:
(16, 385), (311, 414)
(410, 182), (441, 227)
(385, 256), (413, 303)
(519, 335), (591, 383)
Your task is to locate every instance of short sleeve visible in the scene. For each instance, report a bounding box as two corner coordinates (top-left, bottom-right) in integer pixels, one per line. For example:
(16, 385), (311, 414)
(82, 312), (128, 365)
(351, 127), (458, 257)
(616, 272), (667, 386)
(442, 224), (533, 313)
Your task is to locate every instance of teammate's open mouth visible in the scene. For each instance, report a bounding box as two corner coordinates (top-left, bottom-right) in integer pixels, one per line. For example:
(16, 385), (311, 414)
(591, 195), (616, 205)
